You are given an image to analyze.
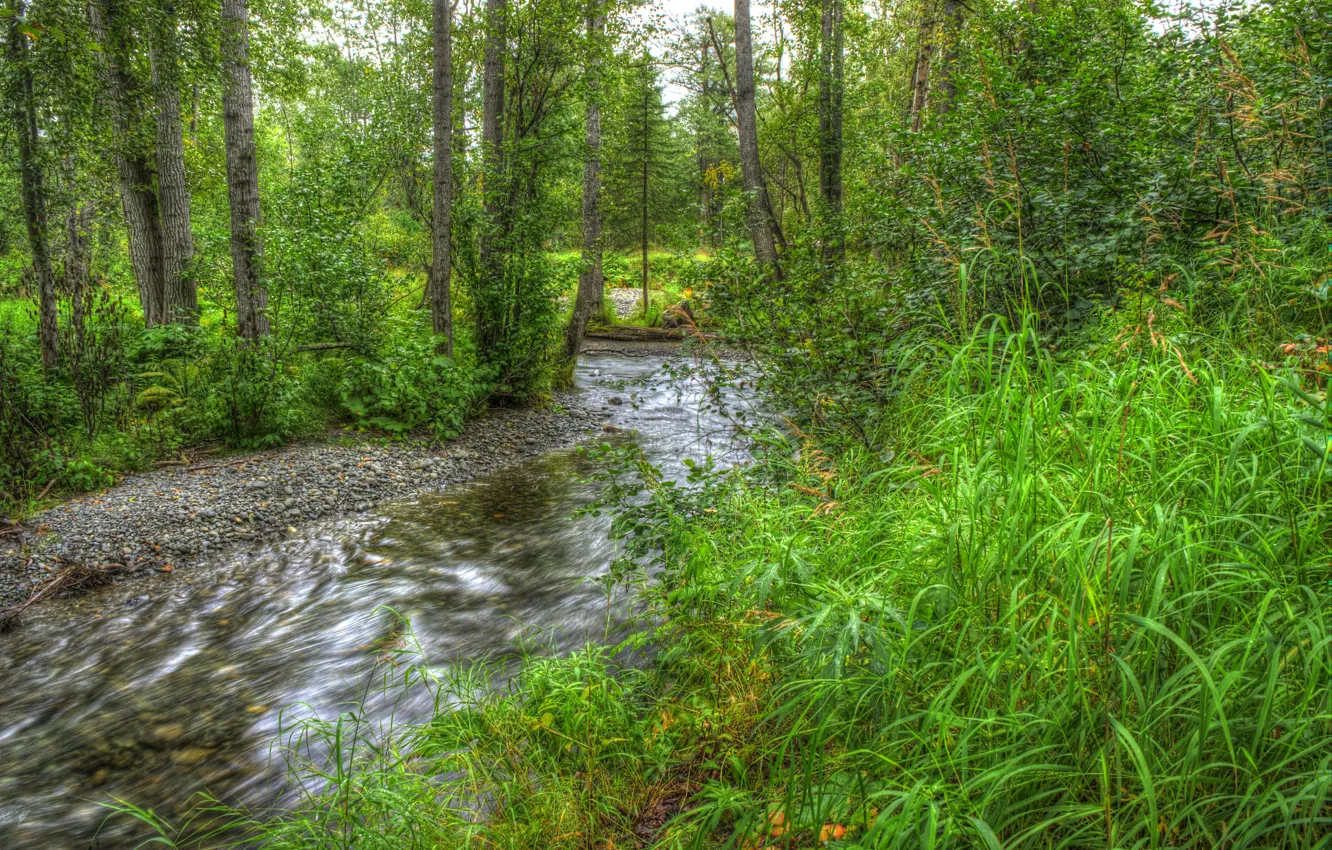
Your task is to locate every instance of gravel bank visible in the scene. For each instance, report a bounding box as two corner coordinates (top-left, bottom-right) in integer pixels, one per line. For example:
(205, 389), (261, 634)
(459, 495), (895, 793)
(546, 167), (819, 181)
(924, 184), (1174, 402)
(0, 391), (608, 613)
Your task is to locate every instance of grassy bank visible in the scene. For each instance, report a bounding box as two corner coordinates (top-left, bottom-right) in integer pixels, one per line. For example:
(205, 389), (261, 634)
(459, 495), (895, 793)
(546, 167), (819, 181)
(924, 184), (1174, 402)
(120, 306), (1332, 848)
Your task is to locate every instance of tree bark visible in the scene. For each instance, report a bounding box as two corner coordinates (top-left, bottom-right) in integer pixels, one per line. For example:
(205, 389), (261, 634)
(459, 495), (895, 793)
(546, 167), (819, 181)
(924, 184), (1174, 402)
(908, 14), (934, 132)
(733, 0), (779, 274)
(7, 5), (57, 369)
(151, 0), (197, 323)
(564, 5), (605, 361)
(429, 0), (454, 356)
(89, 0), (168, 327)
(64, 198), (93, 347)
(221, 0), (269, 339)
(477, 0), (507, 351)
(936, 0), (964, 114)
(818, 0), (844, 265)
(640, 73), (650, 317)
(480, 0), (506, 172)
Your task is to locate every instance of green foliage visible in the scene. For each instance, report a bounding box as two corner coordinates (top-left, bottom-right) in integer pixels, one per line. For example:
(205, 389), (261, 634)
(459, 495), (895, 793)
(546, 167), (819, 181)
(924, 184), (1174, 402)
(601, 57), (691, 253)
(196, 340), (308, 449)
(518, 312), (1331, 850)
(264, 149), (395, 350)
(30, 447), (115, 492)
(338, 332), (487, 439)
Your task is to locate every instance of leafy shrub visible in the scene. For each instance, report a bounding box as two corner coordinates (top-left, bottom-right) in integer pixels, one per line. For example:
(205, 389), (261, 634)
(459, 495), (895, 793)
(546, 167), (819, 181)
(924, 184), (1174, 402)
(339, 332), (487, 439)
(30, 448), (115, 493)
(198, 340), (308, 449)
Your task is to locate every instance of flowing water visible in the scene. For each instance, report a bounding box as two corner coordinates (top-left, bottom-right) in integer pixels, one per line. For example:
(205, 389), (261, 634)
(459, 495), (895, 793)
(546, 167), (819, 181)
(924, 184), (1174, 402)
(0, 351), (748, 849)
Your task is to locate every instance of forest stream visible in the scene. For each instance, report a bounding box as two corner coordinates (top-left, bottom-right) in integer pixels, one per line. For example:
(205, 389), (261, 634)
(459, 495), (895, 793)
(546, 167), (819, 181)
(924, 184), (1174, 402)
(0, 350), (747, 849)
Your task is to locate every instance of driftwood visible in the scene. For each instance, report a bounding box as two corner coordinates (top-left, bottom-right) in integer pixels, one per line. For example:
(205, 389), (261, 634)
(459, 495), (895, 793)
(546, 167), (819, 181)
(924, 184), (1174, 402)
(0, 558), (130, 631)
(584, 325), (715, 342)
(185, 451), (285, 474)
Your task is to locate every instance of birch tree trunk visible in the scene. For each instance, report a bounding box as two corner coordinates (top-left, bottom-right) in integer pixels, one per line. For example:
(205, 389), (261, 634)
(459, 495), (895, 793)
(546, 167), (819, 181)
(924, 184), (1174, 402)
(429, 0), (454, 356)
(564, 5), (605, 361)
(90, 0), (168, 327)
(481, 0), (505, 170)
(151, 1), (197, 323)
(221, 0), (269, 339)
(733, 0), (779, 273)
(7, 5), (57, 369)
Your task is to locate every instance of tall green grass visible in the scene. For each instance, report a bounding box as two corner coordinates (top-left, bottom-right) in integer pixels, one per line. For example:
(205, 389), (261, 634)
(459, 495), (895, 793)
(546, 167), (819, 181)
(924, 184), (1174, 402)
(648, 314), (1332, 848)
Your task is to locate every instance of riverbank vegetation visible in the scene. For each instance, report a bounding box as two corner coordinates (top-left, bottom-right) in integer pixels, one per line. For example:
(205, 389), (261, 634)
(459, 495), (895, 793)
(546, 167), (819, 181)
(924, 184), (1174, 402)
(5, 0), (1331, 844)
(0, 0), (712, 515)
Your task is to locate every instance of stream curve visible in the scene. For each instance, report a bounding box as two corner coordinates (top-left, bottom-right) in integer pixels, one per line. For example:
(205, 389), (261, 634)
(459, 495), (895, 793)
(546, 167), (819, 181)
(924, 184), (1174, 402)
(0, 351), (746, 849)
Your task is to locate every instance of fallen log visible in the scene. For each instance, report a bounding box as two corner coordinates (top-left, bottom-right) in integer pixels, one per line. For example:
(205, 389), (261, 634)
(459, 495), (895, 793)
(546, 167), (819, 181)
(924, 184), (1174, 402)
(583, 325), (716, 342)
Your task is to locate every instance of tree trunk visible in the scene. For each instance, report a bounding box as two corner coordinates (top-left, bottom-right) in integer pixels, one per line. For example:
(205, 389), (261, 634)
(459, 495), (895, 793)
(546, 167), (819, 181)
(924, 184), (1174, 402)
(641, 77), (650, 317)
(429, 0), (454, 356)
(89, 0), (168, 327)
(733, 0), (779, 274)
(564, 5), (605, 361)
(477, 0), (507, 351)
(151, 1), (197, 324)
(909, 14), (934, 132)
(63, 202), (92, 296)
(482, 0), (507, 166)
(818, 0), (844, 265)
(64, 198), (93, 346)
(697, 41), (711, 251)
(7, 5), (57, 369)
(936, 0), (963, 114)
(221, 0), (269, 339)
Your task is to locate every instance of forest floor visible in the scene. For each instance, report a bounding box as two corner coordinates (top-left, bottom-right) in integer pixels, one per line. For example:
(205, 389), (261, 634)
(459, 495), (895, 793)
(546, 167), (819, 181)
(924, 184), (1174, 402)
(0, 364), (634, 617)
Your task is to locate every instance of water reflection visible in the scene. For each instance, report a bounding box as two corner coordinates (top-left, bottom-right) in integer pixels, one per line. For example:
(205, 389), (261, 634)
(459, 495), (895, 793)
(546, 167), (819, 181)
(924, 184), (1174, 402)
(0, 351), (748, 848)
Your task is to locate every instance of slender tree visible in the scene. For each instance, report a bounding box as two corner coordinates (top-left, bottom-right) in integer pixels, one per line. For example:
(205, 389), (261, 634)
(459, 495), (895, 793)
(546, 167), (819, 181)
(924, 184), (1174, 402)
(429, 0), (454, 356)
(565, 3), (606, 361)
(639, 75), (650, 316)
(818, 0), (844, 265)
(220, 0), (269, 339)
(64, 195), (93, 345)
(908, 8), (934, 131)
(6, 1), (58, 369)
(733, 0), (779, 273)
(150, 0), (197, 323)
(477, 0), (506, 351)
